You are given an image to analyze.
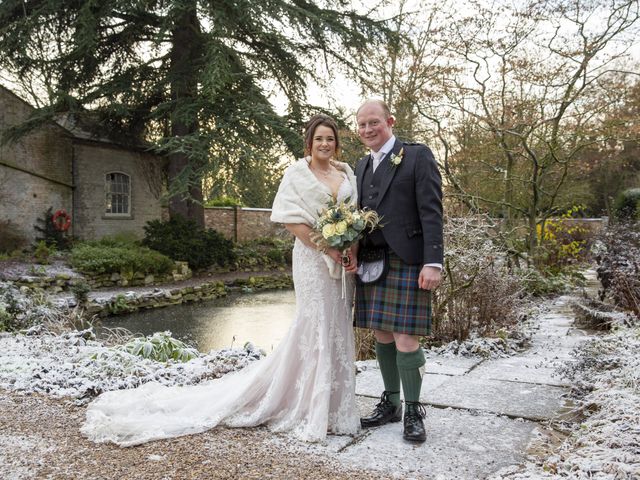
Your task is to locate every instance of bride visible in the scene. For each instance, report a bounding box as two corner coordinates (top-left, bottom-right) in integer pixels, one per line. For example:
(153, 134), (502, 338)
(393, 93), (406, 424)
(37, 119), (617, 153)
(81, 114), (360, 446)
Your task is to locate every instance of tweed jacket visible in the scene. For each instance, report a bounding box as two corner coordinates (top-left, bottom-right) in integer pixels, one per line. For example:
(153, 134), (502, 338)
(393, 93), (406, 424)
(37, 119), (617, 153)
(356, 138), (443, 265)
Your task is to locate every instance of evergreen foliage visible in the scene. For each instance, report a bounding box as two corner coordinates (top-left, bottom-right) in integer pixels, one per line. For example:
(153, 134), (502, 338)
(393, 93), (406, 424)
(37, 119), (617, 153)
(613, 188), (640, 221)
(142, 216), (236, 270)
(33, 207), (70, 249)
(233, 237), (293, 270)
(204, 196), (244, 207)
(0, 0), (384, 216)
(119, 331), (200, 363)
(70, 241), (175, 276)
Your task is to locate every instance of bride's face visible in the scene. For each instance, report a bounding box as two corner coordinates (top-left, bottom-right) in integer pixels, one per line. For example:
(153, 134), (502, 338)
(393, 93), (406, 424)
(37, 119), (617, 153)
(311, 125), (336, 163)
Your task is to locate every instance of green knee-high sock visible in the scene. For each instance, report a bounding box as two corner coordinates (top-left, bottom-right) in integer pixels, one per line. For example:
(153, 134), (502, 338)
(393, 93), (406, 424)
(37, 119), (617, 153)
(376, 341), (401, 407)
(397, 347), (426, 404)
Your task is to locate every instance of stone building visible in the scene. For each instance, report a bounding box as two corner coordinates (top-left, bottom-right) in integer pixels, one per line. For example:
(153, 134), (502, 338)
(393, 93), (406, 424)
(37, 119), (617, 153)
(0, 86), (164, 248)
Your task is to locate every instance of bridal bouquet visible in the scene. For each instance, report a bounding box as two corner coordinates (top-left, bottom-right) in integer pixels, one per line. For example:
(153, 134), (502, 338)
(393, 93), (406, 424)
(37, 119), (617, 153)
(311, 197), (381, 264)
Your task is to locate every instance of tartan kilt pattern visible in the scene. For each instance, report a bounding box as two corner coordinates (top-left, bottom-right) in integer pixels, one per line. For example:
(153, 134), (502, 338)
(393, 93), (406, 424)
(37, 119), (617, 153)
(354, 252), (432, 336)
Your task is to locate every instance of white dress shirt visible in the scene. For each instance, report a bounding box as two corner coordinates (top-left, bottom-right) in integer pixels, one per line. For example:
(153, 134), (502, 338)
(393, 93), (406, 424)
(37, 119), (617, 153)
(371, 136), (397, 172)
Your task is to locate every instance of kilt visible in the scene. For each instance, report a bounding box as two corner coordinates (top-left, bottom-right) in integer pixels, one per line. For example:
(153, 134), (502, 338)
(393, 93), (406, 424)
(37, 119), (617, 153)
(354, 251), (432, 336)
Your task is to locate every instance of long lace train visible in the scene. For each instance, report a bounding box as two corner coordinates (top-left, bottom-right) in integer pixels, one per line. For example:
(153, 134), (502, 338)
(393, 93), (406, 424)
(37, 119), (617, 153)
(81, 239), (359, 446)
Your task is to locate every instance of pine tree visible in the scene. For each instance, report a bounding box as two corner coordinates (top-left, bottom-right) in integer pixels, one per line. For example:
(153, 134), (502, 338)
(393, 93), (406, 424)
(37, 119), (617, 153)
(0, 0), (383, 222)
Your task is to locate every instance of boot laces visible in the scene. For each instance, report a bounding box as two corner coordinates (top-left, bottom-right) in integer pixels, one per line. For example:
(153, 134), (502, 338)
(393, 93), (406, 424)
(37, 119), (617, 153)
(405, 401), (426, 419)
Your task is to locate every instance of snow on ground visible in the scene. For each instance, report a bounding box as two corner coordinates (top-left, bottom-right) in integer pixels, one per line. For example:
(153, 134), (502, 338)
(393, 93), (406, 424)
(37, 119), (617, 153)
(492, 324), (640, 479)
(0, 329), (262, 403)
(2, 280), (639, 478)
(1, 280), (264, 402)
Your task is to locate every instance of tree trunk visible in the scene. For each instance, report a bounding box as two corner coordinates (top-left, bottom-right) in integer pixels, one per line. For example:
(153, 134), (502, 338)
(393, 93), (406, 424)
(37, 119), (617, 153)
(168, 1), (204, 227)
(527, 166), (540, 254)
(503, 154), (514, 228)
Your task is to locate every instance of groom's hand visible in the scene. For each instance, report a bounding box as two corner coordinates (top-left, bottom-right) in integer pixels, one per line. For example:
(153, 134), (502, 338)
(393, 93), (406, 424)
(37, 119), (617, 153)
(419, 266), (441, 290)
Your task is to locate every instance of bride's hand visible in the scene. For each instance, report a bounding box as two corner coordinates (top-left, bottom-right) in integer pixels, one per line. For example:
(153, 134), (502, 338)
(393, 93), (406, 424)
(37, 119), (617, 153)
(326, 248), (343, 264)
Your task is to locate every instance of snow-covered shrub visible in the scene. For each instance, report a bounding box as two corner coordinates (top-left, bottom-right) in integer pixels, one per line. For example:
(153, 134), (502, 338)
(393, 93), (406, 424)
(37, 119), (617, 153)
(596, 221), (640, 318)
(0, 281), (92, 333)
(0, 282), (63, 332)
(432, 215), (527, 343)
(571, 297), (636, 330)
(518, 267), (573, 296)
(547, 325), (640, 478)
(115, 330), (200, 362)
(0, 331), (264, 401)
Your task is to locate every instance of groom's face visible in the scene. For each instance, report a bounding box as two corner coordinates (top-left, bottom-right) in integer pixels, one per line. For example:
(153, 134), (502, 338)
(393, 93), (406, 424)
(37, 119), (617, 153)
(356, 103), (394, 152)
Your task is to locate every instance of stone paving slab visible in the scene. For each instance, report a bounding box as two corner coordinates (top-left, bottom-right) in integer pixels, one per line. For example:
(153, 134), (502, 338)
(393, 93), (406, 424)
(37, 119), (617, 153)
(528, 332), (590, 362)
(531, 325), (571, 337)
(308, 397), (538, 480)
(356, 369), (451, 401)
(424, 355), (484, 376)
(466, 354), (570, 387)
(422, 377), (570, 421)
(538, 313), (574, 327)
(358, 356), (482, 377)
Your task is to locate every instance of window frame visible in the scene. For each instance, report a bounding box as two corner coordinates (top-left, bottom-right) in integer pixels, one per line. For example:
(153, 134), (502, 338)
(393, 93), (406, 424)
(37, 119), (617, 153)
(104, 171), (132, 218)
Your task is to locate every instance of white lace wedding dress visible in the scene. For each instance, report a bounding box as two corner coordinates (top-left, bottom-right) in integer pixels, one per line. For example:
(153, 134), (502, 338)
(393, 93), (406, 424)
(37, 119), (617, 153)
(82, 179), (359, 446)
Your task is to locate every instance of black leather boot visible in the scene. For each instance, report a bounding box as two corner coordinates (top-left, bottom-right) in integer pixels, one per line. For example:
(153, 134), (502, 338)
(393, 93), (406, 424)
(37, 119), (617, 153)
(403, 401), (426, 442)
(360, 391), (402, 428)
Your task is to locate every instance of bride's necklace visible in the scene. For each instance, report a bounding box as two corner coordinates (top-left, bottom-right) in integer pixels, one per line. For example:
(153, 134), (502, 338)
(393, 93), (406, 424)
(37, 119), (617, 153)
(310, 163), (333, 178)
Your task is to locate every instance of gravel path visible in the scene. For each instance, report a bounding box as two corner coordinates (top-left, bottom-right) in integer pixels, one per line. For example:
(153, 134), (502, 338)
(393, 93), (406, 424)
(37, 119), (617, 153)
(1, 391), (389, 480)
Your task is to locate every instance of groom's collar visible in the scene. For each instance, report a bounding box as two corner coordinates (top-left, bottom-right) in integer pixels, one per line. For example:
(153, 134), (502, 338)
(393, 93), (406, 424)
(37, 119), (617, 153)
(370, 135), (397, 157)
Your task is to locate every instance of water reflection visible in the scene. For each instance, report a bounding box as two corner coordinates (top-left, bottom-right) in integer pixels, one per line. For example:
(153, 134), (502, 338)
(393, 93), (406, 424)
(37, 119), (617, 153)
(100, 290), (296, 353)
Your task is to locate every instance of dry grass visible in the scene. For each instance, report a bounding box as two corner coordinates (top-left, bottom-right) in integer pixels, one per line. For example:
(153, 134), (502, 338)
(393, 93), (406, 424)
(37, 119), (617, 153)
(354, 327), (376, 361)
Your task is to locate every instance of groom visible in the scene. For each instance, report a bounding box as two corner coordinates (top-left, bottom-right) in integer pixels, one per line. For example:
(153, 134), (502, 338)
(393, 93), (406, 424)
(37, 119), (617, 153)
(352, 99), (443, 442)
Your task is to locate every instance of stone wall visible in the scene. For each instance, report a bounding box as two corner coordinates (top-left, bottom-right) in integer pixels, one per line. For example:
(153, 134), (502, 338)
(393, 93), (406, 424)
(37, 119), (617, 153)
(202, 210), (608, 244)
(82, 261), (191, 289)
(87, 273), (293, 317)
(0, 87), (74, 246)
(204, 207), (288, 242)
(72, 141), (164, 241)
(11, 261), (192, 292)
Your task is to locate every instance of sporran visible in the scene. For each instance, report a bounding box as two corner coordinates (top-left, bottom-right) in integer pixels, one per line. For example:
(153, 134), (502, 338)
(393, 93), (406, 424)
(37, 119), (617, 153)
(356, 247), (389, 284)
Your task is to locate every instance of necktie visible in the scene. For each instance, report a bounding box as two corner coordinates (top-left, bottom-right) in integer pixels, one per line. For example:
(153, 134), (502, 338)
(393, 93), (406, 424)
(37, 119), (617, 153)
(372, 151), (385, 172)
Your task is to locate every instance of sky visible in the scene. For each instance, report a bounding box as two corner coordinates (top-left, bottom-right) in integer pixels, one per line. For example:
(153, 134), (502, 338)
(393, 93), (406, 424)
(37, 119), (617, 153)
(270, 0), (640, 125)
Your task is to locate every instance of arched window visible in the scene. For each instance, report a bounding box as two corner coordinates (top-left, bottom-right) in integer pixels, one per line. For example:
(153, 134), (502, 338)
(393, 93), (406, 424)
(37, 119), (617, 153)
(105, 172), (131, 215)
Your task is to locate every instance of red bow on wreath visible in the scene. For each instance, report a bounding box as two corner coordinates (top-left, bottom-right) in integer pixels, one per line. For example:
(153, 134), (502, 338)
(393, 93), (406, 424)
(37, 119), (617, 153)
(52, 209), (72, 232)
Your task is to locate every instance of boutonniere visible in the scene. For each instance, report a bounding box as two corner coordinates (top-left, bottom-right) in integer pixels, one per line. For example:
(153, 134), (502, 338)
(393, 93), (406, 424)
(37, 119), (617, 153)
(389, 148), (404, 168)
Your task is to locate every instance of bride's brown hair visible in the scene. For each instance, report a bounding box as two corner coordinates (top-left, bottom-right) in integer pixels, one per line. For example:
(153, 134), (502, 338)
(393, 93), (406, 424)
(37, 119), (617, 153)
(303, 114), (341, 156)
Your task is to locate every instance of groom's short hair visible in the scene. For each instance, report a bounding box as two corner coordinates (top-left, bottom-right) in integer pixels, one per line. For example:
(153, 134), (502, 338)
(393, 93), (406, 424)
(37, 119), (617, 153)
(356, 99), (392, 119)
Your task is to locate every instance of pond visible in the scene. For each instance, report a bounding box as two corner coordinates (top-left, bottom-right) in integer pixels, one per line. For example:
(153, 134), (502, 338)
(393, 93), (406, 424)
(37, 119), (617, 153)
(100, 289), (296, 353)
